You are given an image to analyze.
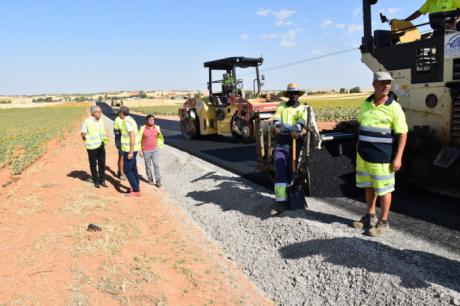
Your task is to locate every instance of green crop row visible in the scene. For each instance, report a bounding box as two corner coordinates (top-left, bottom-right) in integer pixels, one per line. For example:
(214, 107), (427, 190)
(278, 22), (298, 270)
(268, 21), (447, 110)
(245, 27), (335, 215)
(0, 104), (87, 174)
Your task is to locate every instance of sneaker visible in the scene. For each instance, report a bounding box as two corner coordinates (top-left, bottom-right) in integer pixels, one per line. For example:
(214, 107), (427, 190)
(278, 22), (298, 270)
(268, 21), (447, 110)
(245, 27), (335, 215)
(368, 219), (389, 237)
(155, 180), (162, 188)
(352, 214), (377, 229)
(100, 182), (108, 188)
(270, 202), (288, 216)
(119, 174), (127, 181)
(148, 180), (155, 186)
(94, 183), (100, 189)
(125, 192), (140, 197)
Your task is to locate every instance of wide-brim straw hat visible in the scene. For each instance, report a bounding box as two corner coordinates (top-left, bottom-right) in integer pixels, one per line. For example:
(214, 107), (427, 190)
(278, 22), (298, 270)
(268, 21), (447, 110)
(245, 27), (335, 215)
(280, 83), (306, 98)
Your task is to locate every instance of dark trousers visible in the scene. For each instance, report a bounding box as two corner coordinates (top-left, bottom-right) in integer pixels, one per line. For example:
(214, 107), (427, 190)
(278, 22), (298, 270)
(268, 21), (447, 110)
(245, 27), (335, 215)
(123, 151), (140, 192)
(87, 145), (106, 184)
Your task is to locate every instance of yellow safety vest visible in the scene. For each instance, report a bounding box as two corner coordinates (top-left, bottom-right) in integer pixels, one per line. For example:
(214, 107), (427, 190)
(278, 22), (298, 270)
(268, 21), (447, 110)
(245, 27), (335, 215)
(84, 117), (108, 150)
(419, 0), (460, 14)
(139, 124), (165, 150)
(121, 116), (141, 152)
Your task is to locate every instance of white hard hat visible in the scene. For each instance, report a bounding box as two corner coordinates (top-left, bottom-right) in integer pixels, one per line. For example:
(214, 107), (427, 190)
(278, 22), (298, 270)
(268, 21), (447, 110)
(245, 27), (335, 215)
(373, 71), (393, 81)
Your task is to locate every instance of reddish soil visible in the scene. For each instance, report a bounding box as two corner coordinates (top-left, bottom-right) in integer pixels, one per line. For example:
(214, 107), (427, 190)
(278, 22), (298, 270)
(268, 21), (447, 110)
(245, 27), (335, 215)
(0, 129), (272, 305)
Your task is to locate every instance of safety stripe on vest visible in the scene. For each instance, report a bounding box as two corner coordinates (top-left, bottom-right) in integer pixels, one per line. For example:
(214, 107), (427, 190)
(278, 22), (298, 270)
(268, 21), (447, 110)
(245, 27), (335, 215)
(275, 183), (288, 202)
(356, 182), (372, 188)
(356, 171), (394, 181)
(358, 135), (393, 144)
(360, 125), (391, 134)
(374, 184), (395, 194)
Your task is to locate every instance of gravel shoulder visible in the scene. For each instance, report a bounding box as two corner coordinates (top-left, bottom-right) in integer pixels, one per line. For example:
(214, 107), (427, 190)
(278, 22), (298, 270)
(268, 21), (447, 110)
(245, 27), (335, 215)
(156, 143), (460, 306)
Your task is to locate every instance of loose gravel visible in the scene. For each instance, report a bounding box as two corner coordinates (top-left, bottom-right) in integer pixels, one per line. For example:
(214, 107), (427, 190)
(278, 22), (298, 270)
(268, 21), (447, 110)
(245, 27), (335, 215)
(143, 143), (460, 306)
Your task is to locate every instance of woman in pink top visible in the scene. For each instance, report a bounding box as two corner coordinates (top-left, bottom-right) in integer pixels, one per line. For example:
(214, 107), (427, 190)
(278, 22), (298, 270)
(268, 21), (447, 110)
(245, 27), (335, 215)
(139, 114), (164, 187)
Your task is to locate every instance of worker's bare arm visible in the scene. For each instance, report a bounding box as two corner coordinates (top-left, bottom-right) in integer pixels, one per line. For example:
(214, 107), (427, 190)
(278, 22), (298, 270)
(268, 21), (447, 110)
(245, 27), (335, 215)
(392, 133), (407, 172)
(81, 133), (86, 141)
(128, 131), (135, 160)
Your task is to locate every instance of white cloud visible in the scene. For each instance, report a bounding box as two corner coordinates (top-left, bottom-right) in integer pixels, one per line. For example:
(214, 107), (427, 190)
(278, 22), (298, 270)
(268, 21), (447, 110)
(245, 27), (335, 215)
(280, 28), (302, 48)
(240, 33), (249, 40)
(256, 8), (296, 26)
(321, 19), (334, 28)
(321, 18), (363, 34)
(260, 33), (278, 41)
(272, 9), (296, 21)
(346, 24), (363, 33)
(386, 7), (402, 14)
(352, 8), (362, 18)
(256, 8), (271, 16)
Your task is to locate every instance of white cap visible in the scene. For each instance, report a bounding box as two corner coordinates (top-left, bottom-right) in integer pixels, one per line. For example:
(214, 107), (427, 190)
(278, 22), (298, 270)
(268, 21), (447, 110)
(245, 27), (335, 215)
(373, 71), (393, 81)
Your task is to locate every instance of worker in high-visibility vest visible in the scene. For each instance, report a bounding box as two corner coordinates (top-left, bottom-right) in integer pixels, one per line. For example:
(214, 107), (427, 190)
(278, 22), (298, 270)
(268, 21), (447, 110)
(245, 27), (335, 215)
(405, 0), (460, 35)
(113, 111), (126, 181)
(80, 105), (109, 189)
(119, 106), (142, 197)
(270, 83), (313, 216)
(139, 114), (165, 187)
(222, 72), (236, 96)
(353, 71), (408, 237)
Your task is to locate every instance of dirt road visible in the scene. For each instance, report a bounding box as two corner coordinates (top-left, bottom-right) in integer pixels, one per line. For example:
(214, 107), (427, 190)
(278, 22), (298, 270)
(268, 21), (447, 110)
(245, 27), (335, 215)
(0, 120), (271, 305)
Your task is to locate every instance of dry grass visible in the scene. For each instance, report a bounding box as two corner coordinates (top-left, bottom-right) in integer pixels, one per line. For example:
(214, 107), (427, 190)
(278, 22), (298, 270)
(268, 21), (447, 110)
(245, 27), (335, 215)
(72, 220), (140, 256)
(17, 195), (43, 216)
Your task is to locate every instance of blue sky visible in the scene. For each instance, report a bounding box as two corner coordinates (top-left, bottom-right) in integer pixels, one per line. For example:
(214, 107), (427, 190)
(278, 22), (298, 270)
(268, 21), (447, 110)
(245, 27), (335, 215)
(1, 0), (427, 95)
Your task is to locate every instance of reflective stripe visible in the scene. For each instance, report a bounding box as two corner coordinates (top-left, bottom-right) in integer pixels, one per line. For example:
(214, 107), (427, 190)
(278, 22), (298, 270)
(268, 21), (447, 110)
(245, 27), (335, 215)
(84, 117), (107, 150)
(358, 135), (393, 143)
(360, 125), (391, 134)
(374, 184), (395, 194)
(275, 183), (288, 202)
(371, 173), (394, 181)
(356, 171), (370, 177)
(356, 182), (372, 188)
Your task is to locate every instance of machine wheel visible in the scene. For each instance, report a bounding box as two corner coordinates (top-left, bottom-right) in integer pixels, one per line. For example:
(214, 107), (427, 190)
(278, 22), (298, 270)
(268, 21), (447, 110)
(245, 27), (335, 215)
(231, 116), (254, 143)
(181, 116), (200, 140)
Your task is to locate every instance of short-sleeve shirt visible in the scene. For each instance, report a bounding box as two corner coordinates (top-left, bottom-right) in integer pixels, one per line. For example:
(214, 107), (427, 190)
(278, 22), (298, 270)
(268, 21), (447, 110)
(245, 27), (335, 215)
(419, 0), (460, 15)
(125, 119), (134, 133)
(358, 94), (408, 135)
(81, 116), (103, 134)
(114, 117), (123, 131)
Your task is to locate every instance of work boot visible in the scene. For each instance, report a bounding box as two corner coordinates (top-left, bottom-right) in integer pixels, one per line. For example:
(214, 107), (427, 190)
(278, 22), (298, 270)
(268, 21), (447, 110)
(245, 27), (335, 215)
(368, 219), (389, 237)
(155, 180), (162, 188)
(148, 180), (155, 186)
(100, 181), (108, 188)
(270, 202), (288, 216)
(94, 183), (100, 189)
(352, 213), (377, 229)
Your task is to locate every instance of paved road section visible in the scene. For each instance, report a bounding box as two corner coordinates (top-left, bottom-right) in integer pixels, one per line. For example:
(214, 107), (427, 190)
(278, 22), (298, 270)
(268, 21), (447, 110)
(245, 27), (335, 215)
(99, 102), (460, 233)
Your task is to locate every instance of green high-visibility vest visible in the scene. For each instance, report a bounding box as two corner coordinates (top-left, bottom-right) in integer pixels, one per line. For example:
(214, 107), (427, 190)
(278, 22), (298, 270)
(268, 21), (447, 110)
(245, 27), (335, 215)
(121, 116), (141, 152)
(84, 117), (108, 150)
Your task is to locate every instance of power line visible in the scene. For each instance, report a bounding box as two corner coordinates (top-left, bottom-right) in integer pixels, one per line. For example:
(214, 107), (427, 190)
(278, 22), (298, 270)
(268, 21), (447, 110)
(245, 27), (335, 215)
(179, 47), (359, 90)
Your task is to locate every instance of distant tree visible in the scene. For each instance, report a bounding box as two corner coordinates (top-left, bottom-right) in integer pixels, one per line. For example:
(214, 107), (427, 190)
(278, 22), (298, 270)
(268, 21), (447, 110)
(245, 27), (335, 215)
(139, 91), (148, 99)
(339, 88), (347, 94)
(244, 90), (254, 99)
(349, 86), (361, 93)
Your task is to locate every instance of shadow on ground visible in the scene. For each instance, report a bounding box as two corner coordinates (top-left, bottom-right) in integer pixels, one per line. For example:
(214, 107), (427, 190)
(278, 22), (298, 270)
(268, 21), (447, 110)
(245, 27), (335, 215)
(186, 171), (354, 225)
(279, 236), (460, 292)
(67, 169), (130, 193)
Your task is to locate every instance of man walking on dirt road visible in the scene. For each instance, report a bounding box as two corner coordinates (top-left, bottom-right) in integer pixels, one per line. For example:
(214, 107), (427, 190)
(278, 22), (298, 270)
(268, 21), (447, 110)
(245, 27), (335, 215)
(119, 106), (141, 197)
(139, 114), (164, 187)
(113, 111), (127, 181)
(353, 71), (408, 237)
(270, 83), (309, 216)
(81, 105), (109, 189)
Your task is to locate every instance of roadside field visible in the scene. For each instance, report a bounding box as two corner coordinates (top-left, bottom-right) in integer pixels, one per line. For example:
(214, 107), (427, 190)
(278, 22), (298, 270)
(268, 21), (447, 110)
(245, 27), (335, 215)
(131, 104), (182, 116)
(130, 96), (363, 122)
(0, 104), (88, 174)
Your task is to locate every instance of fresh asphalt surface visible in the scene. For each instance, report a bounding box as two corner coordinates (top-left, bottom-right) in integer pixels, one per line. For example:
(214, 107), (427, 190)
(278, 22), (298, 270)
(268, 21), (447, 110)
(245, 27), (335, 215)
(99, 103), (460, 233)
